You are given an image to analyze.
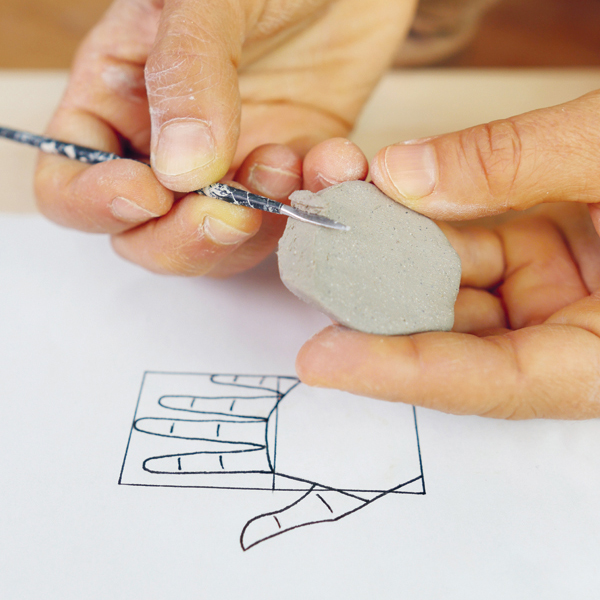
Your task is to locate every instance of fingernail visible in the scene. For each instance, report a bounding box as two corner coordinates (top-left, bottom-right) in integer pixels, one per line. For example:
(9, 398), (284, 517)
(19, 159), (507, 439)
(154, 119), (216, 177)
(110, 196), (158, 223)
(248, 164), (300, 198)
(383, 143), (437, 199)
(201, 216), (254, 246)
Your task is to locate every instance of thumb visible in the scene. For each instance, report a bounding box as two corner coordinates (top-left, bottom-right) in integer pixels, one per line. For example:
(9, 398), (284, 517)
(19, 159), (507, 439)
(240, 487), (365, 551)
(146, 0), (243, 192)
(370, 91), (600, 220)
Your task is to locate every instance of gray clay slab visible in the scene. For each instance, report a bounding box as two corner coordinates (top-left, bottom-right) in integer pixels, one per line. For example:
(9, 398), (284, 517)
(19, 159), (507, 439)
(277, 180), (461, 335)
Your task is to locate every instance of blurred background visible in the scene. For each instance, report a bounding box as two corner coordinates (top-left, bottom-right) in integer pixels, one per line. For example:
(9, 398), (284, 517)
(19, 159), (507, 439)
(0, 0), (599, 69)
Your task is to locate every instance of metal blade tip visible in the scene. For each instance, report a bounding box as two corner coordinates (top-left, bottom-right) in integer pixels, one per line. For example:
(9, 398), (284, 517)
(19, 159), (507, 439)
(280, 205), (349, 231)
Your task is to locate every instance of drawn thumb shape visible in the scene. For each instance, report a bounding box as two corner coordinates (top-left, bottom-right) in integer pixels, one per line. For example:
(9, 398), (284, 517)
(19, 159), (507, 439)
(240, 487), (367, 551)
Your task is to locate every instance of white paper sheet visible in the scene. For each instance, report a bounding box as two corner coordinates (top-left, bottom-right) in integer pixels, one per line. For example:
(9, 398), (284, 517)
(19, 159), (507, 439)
(1, 216), (599, 599)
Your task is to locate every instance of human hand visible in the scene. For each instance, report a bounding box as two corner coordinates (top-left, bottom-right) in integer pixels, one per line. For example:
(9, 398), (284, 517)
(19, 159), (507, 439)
(296, 123), (600, 419)
(34, 0), (416, 277)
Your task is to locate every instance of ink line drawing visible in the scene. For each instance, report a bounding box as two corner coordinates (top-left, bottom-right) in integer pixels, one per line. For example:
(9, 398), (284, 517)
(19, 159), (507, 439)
(119, 372), (425, 550)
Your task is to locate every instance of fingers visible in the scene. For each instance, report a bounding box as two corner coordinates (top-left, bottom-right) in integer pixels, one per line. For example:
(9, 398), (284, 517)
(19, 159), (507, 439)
(296, 318), (600, 419)
(441, 213), (590, 330)
(35, 109), (172, 233)
(452, 288), (507, 333)
(370, 91), (600, 220)
(111, 188), (262, 275)
(236, 145), (302, 200)
(496, 216), (589, 328)
(302, 138), (368, 192)
(111, 144), (301, 276)
(213, 144), (302, 277)
(545, 203), (600, 293)
(146, 0), (245, 191)
(294, 138), (509, 334)
(36, 153), (172, 234)
(436, 223), (504, 289)
(292, 138), (507, 290)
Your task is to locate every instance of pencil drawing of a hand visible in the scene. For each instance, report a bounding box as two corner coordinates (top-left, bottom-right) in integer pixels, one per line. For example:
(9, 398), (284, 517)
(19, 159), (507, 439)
(124, 373), (424, 550)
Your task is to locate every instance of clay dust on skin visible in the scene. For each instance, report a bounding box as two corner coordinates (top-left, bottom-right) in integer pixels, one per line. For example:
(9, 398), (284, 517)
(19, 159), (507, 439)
(101, 64), (146, 103)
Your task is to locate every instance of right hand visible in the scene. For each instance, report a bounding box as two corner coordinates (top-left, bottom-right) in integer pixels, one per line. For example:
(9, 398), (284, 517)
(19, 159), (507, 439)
(296, 107), (600, 419)
(35, 0), (417, 277)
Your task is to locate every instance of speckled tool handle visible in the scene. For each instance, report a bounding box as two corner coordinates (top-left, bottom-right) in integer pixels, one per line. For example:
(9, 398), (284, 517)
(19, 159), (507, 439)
(0, 127), (120, 164)
(0, 126), (348, 230)
(0, 127), (287, 215)
(198, 184), (348, 230)
(199, 183), (286, 213)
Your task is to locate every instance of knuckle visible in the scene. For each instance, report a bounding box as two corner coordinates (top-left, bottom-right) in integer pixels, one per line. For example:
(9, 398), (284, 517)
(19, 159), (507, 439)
(459, 120), (524, 206)
(153, 241), (218, 277)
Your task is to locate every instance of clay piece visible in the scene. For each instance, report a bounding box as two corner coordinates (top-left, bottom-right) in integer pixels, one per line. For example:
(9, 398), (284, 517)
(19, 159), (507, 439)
(277, 180), (461, 335)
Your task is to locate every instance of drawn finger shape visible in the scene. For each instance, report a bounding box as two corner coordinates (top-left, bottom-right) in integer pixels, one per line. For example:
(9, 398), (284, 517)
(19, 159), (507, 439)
(159, 395), (276, 419)
(210, 374), (299, 396)
(158, 375), (299, 419)
(144, 447), (271, 475)
(134, 416), (267, 446)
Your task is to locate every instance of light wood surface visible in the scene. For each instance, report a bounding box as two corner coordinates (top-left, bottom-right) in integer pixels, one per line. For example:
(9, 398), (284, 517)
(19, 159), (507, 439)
(0, 0), (599, 68)
(3, 69), (600, 213)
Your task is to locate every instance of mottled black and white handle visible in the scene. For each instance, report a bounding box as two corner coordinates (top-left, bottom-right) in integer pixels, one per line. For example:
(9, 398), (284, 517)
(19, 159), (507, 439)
(0, 126), (348, 231)
(0, 127), (120, 164)
(200, 183), (348, 230)
(200, 183), (287, 214)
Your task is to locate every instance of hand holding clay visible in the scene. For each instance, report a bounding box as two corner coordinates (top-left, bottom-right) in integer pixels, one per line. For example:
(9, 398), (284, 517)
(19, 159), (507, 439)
(33, 0), (416, 277)
(296, 136), (600, 419)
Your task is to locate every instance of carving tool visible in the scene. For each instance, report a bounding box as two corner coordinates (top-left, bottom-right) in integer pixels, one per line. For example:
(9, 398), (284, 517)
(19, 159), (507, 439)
(0, 126), (349, 231)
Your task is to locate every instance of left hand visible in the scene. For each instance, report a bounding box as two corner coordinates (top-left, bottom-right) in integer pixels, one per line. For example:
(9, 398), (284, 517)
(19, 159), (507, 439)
(34, 0), (416, 278)
(295, 114), (600, 419)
